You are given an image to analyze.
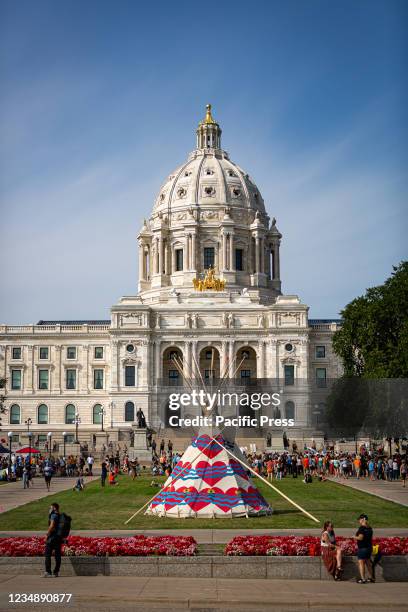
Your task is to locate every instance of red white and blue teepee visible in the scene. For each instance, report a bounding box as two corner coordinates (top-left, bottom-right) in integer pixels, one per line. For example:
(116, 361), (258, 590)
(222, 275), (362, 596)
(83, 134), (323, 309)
(146, 428), (271, 518)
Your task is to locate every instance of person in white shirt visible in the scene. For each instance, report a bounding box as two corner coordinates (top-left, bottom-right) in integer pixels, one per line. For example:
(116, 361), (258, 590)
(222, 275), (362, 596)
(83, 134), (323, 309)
(87, 454), (94, 476)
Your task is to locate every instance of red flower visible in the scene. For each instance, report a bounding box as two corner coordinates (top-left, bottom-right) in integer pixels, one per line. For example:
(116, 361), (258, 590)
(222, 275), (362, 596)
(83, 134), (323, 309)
(0, 535), (197, 557)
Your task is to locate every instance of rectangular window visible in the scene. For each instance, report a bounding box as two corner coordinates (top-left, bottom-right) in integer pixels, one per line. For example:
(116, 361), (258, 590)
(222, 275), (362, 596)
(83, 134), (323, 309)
(235, 249), (244, 271)
(65, 434), (75, 443)
(315, 345), (326, 358)
(67, 346), (76, 360)
(94, 369), (104, 389)
(204, 369), (215, 380)
(12, 347), (21, 360)
(175, 249), (183, 271)
(316, 367), (327, 388)
(11, 370), (22, 390)
(205, 350), (213, 360)
(240, 369), (251, 379)
(203, 247), (215, 269)
(37, 434), (47, 446)
(94, 346), (104, 359)
(168, 370), (179, 385)
(39, 347), (49, 360)
(66, 369), (76, 390)
(38, 369), (49, 390)
(11, 434), (19, 444)
(284, 365), (295, 386)
(125, 365), (135, 387)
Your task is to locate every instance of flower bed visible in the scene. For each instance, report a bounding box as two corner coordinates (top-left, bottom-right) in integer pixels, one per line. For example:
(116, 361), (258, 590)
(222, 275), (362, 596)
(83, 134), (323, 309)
(0, 535), (197, 557)
(225, 536), (408, 557)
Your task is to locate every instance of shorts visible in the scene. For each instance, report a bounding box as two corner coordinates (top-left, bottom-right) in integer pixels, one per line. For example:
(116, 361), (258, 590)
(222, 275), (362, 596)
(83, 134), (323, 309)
(44, 475), (52, 483)
(357, 547), (372, 560)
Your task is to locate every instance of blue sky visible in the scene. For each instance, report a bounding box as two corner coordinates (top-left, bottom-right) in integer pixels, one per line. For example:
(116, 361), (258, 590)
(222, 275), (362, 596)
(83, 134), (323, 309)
(0, 0), (407, 323)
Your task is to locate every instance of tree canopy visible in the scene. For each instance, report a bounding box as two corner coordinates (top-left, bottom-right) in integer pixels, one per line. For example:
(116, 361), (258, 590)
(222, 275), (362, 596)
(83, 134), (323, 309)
(332, 261), (408, 378)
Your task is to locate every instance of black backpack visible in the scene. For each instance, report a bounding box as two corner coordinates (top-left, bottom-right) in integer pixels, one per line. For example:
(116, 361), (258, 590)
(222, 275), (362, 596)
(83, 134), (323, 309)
(56, 513), (72, 539)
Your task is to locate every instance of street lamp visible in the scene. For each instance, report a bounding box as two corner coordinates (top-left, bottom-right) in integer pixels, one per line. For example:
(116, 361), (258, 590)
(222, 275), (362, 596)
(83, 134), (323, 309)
(47, 431), (52, 458)
(62, 431), (67, 458)
(99, 406), (106, 432)
(7, 431), (13, 480)
(74, 412), (81, 445)
(25, 417), (33, 467)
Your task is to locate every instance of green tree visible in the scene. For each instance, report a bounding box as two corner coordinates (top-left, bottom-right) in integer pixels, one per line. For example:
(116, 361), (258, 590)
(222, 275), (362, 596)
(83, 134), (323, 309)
(333, 261), (408, 378)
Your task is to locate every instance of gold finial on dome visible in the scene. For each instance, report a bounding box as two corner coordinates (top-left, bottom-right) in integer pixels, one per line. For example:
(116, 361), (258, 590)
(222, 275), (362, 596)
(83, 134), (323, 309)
(204, 103), (216, 124)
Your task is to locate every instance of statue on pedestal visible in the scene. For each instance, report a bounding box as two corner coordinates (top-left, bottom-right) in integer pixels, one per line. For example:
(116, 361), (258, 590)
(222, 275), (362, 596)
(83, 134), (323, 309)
(136, 408), (146, 428)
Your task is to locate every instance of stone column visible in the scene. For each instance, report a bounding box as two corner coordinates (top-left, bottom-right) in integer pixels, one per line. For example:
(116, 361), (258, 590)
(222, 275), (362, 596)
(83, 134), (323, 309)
(221, 341), (228, 378)
(158, 237), (163, 275)
(222, 234), (227, 270)
(54, 345), (61, 392)
(191, 234), (197, 270)
(27, 345), (34, 392)
(276, 242), (281, 280)
(155, 340), (161, 383)
(258, 341), (265, 379)
(138, 244), (144, 280)
(255, 237), (260, 273)
(81, 345), (89, 392)
(229, 233), (235, 271)
(191, 340), (198, 379)
(228, 341), (235, 378)
(186, 235), (190, 271)
(184, 341), (191, 379)
(111, 340), (119, 391)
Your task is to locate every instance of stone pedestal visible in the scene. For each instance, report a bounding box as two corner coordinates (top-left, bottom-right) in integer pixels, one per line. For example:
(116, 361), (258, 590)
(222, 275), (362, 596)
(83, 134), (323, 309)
(132, 426), (147, 450)
(94, 431), (109, 450)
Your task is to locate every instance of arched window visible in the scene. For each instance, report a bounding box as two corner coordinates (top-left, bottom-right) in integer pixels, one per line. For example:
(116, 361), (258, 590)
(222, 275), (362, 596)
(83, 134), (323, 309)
(285, 401), (295, 420)
(38, 404), (48, 424)
(10, 404), (21, 424)
(65, 404), (76, 424)
(93, 404), (102, 425)
(125, 401), (135, 422)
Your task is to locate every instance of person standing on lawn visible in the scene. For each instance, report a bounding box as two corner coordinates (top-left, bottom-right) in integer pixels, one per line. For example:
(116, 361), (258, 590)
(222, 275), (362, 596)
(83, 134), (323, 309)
(101, 460), (108, 486)
(43, 461), (53, 491)
(400, 459), (407, 487)
(354, 513), (374, 583)
(44, 502), (62, 578)
(87, 453), (94, 476)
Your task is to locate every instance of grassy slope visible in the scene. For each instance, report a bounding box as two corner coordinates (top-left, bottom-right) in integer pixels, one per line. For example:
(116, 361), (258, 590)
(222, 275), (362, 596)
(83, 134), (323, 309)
(0, 475), (407, 531)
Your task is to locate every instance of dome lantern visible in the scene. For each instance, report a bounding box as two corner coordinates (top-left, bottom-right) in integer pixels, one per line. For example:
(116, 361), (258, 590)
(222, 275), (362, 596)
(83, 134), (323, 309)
(196, 103), (222, 150)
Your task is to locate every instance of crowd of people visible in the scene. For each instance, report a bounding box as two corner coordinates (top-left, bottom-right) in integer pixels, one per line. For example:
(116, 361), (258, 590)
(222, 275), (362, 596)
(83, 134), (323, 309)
(243, 447), (407, 486)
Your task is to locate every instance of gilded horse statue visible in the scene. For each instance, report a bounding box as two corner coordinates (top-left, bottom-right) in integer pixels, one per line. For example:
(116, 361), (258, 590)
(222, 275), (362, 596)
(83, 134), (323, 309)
(193, 266), (226, 291)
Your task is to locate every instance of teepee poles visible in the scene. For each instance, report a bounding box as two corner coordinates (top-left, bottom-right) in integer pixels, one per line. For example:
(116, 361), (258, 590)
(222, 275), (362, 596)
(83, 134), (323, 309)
(209, 436), (320, 524)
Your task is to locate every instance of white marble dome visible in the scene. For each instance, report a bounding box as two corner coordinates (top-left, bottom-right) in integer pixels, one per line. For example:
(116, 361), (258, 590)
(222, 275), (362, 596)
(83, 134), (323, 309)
(153, 105), (266, 217)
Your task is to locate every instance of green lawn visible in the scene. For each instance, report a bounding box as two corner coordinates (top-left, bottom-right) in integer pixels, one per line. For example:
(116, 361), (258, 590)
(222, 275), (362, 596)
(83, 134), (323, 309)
(0, 475), (407, 531)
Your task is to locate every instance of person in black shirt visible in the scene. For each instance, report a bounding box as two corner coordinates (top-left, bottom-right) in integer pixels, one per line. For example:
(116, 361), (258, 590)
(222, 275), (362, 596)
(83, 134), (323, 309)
(44, 502), (62, 578)
(354, 513), (374, 583)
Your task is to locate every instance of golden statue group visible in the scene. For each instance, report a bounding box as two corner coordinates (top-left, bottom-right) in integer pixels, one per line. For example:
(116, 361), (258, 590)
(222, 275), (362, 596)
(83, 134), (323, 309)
(193, 266), (226, 292)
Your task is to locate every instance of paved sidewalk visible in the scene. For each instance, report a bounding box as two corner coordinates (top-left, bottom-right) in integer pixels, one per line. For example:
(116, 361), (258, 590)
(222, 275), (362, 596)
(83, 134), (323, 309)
(0, 575), (407, 611)
(0, 476), (98, 514)
(329, 477), (408, 507)
(1, 528), (407, 542)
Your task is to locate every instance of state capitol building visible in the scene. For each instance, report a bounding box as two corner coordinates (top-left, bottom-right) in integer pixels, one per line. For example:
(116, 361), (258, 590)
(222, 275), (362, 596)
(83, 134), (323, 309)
(0, 105), (342, 452)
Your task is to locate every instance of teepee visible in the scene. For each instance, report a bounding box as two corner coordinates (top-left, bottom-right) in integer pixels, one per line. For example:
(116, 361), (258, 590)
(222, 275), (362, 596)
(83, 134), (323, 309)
(146, 427), (271, 518)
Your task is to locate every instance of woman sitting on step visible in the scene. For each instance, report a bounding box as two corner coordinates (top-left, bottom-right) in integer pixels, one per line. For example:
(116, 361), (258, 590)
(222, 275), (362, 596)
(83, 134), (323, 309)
(321, 521), (343, 580)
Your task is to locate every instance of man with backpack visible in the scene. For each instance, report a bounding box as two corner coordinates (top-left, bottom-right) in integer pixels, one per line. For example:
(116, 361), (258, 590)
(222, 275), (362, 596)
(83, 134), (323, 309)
(43, 502), (71, 578)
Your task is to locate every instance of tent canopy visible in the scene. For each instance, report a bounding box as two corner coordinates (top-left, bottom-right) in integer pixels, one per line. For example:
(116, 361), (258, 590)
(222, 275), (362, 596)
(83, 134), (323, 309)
(16, 446), (40, 454)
